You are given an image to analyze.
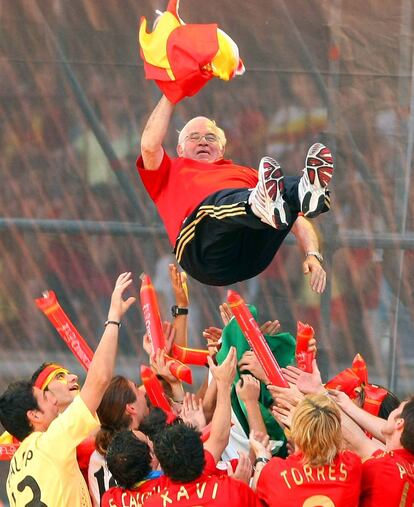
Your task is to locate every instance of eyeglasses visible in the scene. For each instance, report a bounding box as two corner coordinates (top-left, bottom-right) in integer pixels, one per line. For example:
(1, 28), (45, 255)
(184, 132), (220, 144)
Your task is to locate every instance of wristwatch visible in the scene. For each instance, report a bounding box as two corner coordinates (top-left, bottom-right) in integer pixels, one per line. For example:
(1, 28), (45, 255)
(171, 305), (189, 318)
(306, 251), (324, 263)
(253, 456), (270, 471)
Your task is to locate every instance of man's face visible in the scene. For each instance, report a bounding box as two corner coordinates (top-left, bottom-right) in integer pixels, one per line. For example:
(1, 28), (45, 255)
(177, 118), (225, 163)
(382, 400), (407, 438)
(32, 387), (59, 431)
(128, 381), (149, 428)
(46, 370), (80, 412)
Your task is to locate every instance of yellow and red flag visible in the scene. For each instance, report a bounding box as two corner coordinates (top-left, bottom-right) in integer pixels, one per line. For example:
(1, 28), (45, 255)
(139, 0), (244, 103)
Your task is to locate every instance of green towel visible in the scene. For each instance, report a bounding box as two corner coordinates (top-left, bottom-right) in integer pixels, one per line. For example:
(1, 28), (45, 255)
(216, 305), (295, 457)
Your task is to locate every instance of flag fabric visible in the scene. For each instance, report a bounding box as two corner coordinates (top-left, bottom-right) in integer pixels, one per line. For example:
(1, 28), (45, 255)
(139, 0), (244, 103)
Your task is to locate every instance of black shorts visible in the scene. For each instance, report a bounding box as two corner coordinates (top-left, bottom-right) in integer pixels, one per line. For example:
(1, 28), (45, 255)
(174, 188), (296, 286)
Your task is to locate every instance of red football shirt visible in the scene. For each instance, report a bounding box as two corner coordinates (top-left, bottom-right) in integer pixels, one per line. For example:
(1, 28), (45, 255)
(76, 436), (96, 484)
(257, 451), (362, 507)
(137, 151), (258, 245)
(101, 450), (226, 506)
(360, 448), (414, 507)
(102, 476), (166, 507)
(142, 474), (259, 507)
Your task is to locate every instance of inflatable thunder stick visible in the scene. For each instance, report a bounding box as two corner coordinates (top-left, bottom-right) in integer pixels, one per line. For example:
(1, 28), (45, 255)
(140, 274), (166, 353)
(172, 343), (209, 366)
(0, 443), (20, 462)
(140, 274), (192, 384)
(35, 291), (93, 371)
(141, 365), (176, 423)
(352, 353), (368, 384)
(295, 321), (315, 373)
(350, 354), (387, 417)
(227, 290), (288, 388)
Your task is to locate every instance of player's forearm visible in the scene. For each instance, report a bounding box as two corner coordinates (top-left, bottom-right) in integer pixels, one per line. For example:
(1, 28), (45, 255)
(205, 382), (232, 461)
(244, 401), (267, 435)
(201, 376), (217, 423)
(141, 95), (175, 170)
(169, 379), (185, 403)
(342, 401), (386, 441)
(291, 216), (320, 254)
(340, 409), (381, 459)
(172, 316), (188, 347)
(81, 323), (120, 413)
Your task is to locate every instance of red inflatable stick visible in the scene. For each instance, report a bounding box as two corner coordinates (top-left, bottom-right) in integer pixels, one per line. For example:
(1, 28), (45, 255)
(35, 291), (93, 371)
(227, 290), (288, 388)
(295, 321), (315, 373)
(140, 274), (166, 353)
(325, 368), (360, 397)
(141, 365), (176, 423)
(172, 343), (209, 366)
(363, 384), (388, 416)
(0, 443), (20, 461)
(352, 353), (368, 384)
(140, 274), (193, 384)
(200, 422), (212, 443)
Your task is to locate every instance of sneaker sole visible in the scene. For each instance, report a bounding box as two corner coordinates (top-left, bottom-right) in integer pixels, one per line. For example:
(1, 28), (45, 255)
(301, 143), (334, 217)
(260, 157), (290, 229)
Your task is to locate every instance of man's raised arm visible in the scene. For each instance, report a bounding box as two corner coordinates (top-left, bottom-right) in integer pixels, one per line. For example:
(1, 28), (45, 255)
(80, 272), (136, 414)
(141, 95), (175, 170)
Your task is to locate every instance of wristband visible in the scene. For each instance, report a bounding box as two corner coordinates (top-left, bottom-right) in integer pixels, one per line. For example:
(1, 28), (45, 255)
(104, 320), (121, 328)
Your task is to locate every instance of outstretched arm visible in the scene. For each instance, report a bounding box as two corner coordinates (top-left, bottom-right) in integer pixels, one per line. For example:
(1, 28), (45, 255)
(329, 389), (386, 443)
(141, 95), (175, 170)
(169, 264), (189, 347)
(291, 216), (326, 294)
(81, 273), (136, 414)
(204, 347), (237, 462)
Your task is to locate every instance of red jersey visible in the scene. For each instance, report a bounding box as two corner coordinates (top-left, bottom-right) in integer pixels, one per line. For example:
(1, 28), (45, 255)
(257, 451), (362, 507)
(102, 476), (166, 507)
(142, 474), (259, 507)
(137, 151), (258, 245)
(360, 448), (414, 507)
(101, 450), (226, 507)
(76, 436), (96, 484)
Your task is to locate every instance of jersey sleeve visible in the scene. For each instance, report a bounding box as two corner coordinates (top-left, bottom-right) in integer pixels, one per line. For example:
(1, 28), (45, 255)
(37, 395), (100, 463)
(137, 149), (171, 201)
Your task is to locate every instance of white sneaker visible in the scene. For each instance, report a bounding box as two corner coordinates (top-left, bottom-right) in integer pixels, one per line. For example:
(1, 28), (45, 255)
(298, 143), (334, 218)
(249, 157), (290, 229)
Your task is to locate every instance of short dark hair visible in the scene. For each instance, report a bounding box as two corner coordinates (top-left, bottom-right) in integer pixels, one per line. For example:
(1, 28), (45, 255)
(400, 397), (414, 454)
(379, 391), (401, 420)
(153, 424), (205, 483)
(106, 430), (152, 489)
(139, 408), (168, 442)
(0, 381), (38, 441)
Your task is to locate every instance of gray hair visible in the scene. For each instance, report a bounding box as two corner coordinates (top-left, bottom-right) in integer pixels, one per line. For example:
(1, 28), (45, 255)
(177, 116), (226, 147)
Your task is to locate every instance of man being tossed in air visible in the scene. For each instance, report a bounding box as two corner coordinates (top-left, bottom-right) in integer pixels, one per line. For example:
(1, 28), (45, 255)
(138, 95), (333, 289)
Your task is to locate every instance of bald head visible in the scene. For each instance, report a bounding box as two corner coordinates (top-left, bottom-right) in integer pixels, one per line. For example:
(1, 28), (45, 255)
(177, 117), (226, 163)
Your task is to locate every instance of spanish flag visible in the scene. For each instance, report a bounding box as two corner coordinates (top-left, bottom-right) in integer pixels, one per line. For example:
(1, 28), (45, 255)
(139, 0), (244, 103)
